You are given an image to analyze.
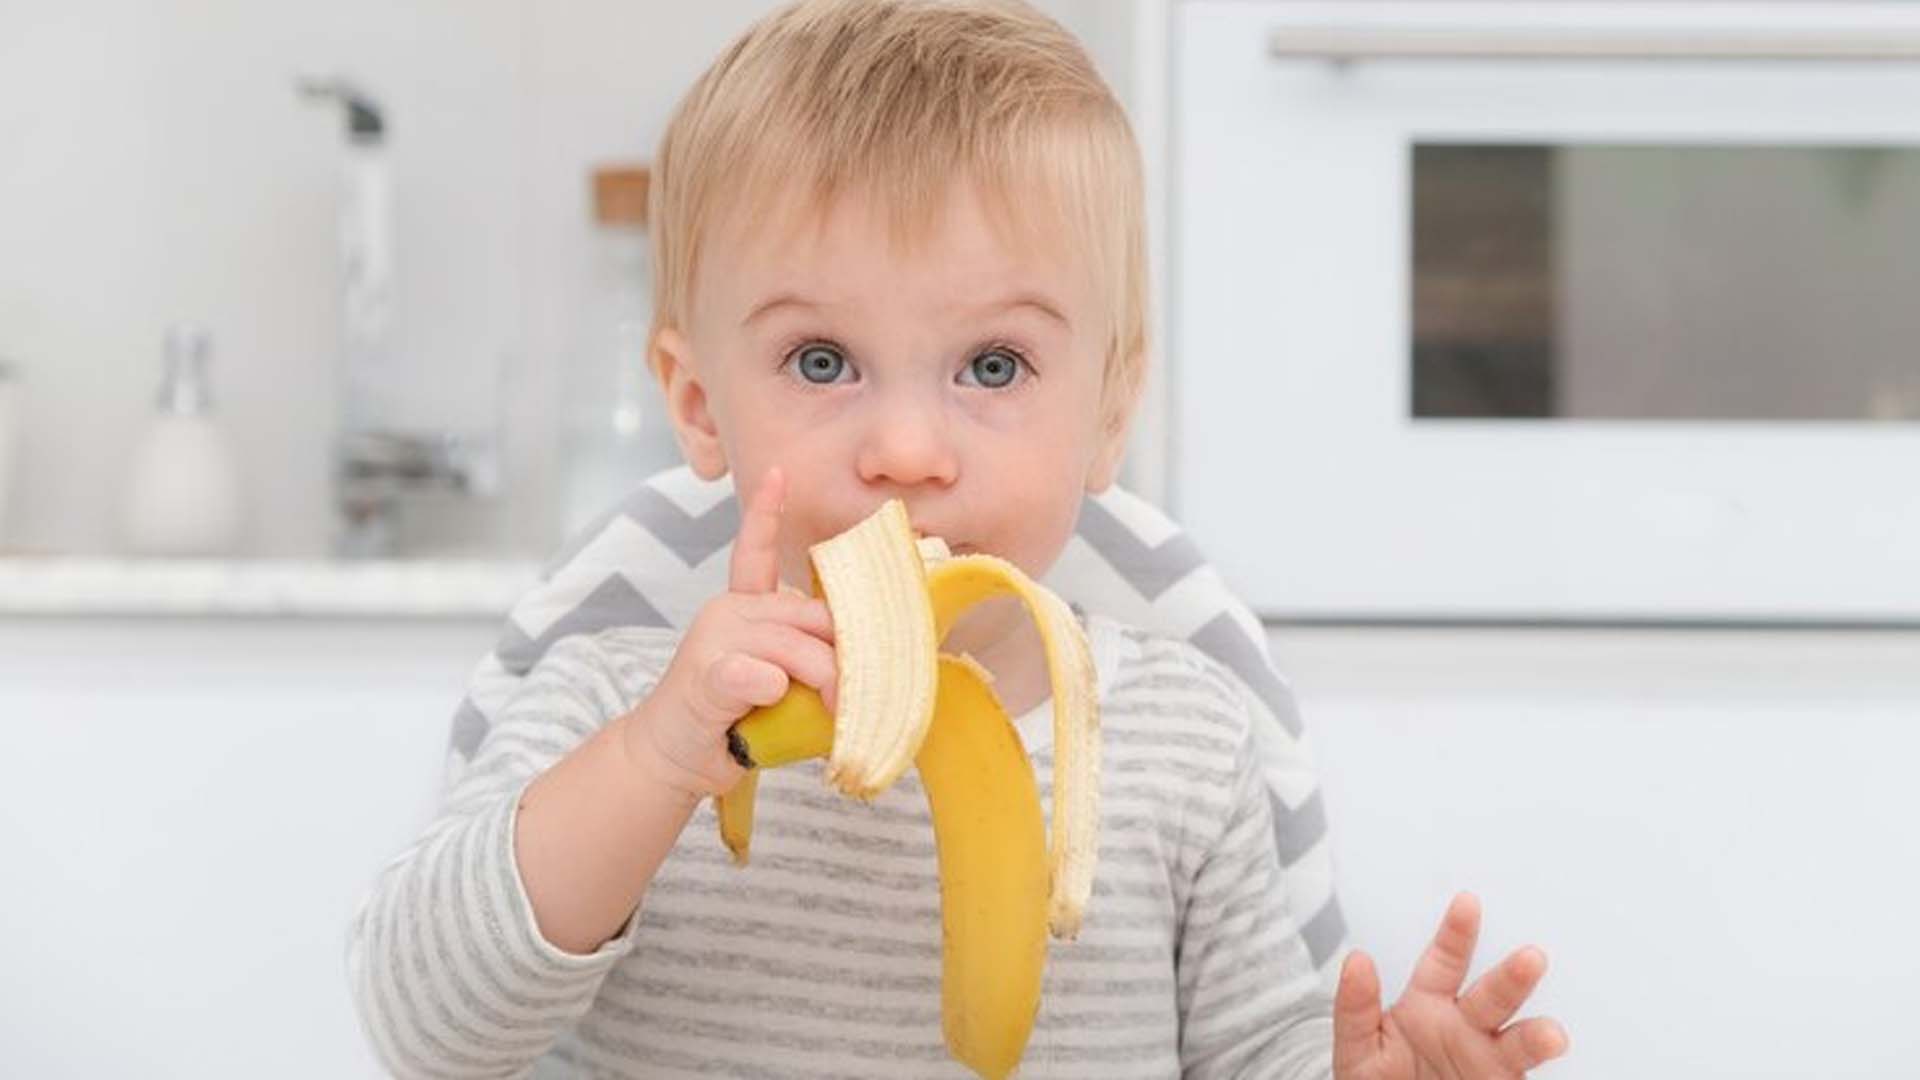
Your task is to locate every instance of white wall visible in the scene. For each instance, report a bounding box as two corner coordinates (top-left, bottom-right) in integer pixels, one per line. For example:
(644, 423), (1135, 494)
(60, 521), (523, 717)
(0, 0), (1141, 560)
(1284, 623), (1920, 1080)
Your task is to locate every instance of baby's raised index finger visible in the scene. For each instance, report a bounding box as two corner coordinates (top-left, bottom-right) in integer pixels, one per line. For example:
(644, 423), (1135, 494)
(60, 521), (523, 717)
(729, 466), (787, 595)
(1406, 891), (1482, 999)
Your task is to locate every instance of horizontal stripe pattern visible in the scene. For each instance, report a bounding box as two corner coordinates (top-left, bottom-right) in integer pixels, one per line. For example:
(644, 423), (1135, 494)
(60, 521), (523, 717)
(350, 619), (1333, 1078)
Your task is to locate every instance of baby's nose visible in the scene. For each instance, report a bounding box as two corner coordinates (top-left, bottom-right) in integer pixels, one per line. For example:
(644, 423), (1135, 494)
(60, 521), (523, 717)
(854, 396), (959, 489)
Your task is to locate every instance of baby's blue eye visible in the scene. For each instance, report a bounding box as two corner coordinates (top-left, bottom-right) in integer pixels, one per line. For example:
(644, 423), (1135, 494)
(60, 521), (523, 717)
(963, 348), (1023, 389)
(790, 343), (850, 385)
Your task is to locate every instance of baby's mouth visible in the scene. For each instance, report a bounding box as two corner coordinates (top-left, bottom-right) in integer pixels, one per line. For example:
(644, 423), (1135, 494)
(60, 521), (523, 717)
(907, 519), (962, 549)
(893, 514), (980, 557)
(915, 527), (975, 554)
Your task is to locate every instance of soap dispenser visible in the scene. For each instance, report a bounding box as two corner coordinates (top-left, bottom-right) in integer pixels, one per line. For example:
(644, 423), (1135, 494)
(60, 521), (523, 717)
(122, 325), (244, 556)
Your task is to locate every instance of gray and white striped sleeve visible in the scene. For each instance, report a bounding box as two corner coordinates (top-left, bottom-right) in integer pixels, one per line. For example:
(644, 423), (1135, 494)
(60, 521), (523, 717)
(346, 630), (675, 1079)
(1176, 667), (1336, 1080)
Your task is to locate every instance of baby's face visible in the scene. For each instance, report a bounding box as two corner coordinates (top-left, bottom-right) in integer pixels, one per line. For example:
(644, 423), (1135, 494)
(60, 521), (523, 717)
(655, 181), (1125, 589)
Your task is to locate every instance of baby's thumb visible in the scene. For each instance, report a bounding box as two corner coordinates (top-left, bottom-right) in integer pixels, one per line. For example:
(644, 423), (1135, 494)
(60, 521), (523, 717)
(1331, 950), (1384, 1076)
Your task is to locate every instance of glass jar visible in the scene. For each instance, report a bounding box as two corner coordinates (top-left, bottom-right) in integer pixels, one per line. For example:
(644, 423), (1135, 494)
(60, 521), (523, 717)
(558, 166), (684, 538)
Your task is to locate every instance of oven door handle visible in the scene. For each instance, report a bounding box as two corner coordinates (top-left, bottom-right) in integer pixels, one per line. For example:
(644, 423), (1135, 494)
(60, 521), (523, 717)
(1269, 26), (1920, 64)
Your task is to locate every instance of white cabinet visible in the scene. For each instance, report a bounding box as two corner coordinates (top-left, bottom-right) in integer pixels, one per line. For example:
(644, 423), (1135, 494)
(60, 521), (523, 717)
(0, 616), (497, 1078)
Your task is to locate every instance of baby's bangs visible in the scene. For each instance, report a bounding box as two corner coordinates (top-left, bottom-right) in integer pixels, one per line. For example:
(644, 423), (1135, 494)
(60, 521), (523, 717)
(711, 110), (1123, 305)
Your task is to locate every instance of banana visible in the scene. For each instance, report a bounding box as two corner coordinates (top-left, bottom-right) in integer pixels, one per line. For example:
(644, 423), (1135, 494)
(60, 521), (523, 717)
(713, 498), (1100, 1079)
(812, 498), (940, 800)
(916, 535), (953, 564)
(919, 653), (1047, 1080)
(716, 686), (831, 865)
(713, 768), (756, 865)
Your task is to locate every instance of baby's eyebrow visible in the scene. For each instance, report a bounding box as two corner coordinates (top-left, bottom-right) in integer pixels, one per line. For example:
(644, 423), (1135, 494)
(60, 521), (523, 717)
(976, 292), (1072, 329)
(741, 292), (820, 328)
(741, 291), (1071, 329)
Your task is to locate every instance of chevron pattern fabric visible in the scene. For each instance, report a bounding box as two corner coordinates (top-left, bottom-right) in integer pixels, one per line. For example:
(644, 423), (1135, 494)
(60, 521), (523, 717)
(444, 466), (1348, 981)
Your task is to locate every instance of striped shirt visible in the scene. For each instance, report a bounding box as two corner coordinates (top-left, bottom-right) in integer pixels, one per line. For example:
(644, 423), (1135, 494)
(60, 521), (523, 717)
(348, 613), (1334, 1078)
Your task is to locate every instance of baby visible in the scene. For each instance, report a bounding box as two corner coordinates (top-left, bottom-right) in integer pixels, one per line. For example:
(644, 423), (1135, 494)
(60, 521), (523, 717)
(348, 1), (1568, 1076)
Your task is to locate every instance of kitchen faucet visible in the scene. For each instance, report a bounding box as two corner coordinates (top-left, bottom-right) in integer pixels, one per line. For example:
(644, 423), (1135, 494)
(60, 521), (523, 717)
(335, 428), (500, 558)
(299, 74), (502, 557)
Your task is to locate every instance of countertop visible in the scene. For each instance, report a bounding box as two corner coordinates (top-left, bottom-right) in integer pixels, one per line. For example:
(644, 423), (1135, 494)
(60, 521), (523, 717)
(0, 557), (544, 618)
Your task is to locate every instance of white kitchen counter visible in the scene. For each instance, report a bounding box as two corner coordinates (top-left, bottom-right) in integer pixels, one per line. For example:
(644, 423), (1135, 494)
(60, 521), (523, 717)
(0, 556), (544, 618)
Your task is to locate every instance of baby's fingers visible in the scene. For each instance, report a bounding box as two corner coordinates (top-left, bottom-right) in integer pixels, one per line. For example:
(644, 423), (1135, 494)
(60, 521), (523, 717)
(1459, 946), (1548, 1033)
(699, 624), (837, 726)
(703, 652), (790, 719)
(1495, 1017), (1570, 1074)
(746, 622), (837, 704)
(735, 590), (834, 643)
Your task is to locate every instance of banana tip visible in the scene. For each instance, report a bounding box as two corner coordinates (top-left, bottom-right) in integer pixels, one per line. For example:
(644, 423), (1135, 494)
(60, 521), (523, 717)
(726, 728), (756, 770)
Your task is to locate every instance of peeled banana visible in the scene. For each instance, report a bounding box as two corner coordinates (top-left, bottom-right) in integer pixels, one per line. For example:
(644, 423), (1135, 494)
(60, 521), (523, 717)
(809, 498), (939, 800)
(713, 499), (1101, 1079)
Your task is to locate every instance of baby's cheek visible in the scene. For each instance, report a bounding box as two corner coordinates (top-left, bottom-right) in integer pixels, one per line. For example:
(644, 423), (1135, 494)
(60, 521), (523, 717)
(1008, 487), (1084, 578)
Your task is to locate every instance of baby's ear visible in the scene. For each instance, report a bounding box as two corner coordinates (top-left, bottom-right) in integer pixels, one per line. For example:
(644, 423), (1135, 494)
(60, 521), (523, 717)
(652, 327), (728, 481)
(1085, 413), (1129, 495)
(1084, 374), (1140, 494)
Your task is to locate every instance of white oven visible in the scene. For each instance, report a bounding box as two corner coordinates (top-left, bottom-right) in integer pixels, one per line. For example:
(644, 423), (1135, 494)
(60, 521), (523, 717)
(1169, 2), (1920, 622)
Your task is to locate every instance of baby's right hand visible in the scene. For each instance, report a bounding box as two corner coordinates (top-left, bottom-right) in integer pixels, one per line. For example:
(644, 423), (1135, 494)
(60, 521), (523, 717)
(620, 467), (837, 799)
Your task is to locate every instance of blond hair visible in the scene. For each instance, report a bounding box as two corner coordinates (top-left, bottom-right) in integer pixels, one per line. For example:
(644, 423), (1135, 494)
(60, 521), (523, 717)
(648, 0), (1147, 439)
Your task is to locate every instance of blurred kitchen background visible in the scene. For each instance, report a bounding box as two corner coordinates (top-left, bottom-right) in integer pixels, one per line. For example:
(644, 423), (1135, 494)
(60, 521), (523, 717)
(3, 2), (1918, 1077)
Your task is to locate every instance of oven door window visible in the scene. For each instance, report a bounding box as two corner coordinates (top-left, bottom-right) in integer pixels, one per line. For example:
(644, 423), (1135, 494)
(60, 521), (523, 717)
(1413, 144), (1920, 422)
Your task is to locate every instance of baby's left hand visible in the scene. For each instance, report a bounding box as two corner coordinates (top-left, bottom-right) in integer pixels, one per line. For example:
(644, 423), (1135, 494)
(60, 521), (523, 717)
(1333, 893), (1569, 1079)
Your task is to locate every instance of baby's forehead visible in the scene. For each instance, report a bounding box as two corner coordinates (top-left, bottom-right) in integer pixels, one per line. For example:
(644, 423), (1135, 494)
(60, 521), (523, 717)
(697, 182), (1096, 324)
